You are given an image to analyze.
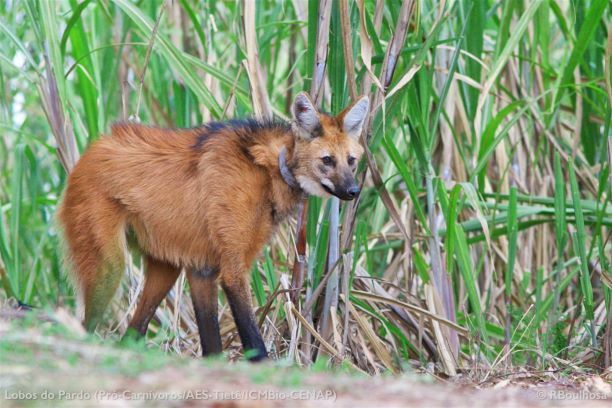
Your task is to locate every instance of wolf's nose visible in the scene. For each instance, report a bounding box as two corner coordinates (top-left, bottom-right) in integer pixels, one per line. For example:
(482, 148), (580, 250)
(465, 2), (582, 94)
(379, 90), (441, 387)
(347, 186), (360, 198)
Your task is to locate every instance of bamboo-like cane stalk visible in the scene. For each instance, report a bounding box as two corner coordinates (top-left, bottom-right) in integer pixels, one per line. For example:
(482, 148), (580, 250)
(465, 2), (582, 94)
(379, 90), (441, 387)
(291, 0), (332, 308)
(341, 0), (416, 250)
(241, 0), (273, 120)
(310, 0), (332, 106)
(339, 0), (357, 101)
(290, 203), (308, 303)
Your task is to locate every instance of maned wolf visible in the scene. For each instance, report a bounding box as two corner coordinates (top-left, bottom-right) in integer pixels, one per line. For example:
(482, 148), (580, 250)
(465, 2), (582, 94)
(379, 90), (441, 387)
(58, 92), (369, 361)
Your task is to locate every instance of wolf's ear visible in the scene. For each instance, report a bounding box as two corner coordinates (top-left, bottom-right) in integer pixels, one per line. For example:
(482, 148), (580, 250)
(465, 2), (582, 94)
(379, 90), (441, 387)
(341, 96), (369, 139)
(292, 92), (322, 139)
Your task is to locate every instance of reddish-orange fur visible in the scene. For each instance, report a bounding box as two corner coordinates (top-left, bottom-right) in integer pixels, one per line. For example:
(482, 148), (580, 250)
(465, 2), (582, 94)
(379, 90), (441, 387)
(58, 93), (368, 359)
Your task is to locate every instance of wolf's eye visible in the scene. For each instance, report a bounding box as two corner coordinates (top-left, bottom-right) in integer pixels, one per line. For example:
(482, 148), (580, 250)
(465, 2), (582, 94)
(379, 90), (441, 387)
(348, 156), (356, 166)
(321, 156), (335, 166)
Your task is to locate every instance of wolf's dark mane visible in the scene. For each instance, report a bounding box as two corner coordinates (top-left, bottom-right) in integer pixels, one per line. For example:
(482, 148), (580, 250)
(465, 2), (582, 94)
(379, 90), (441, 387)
(192, 118), (291, 151)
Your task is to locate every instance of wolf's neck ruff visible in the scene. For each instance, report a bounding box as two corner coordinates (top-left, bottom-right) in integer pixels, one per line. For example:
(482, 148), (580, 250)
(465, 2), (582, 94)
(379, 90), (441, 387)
(278, 146), (301, 192)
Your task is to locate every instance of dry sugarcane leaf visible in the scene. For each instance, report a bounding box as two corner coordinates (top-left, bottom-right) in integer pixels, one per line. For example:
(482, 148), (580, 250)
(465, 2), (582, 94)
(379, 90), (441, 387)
(290, 304), (342, 360)
(280, 274), (300, 362)
(330, 308), (343, 356)
(425, 285), (457, 376)
(40, 57), (79, 173)
(384, 64), (421, 100)
(346, 298), (397, 374)
(290, 304), (366, 374)
(352, 290), (468, 336)
(353, 266), (438, 356)
(356, 329), (380, 375)
(437, 45), (490, 72)
(355, 0), (384, 93)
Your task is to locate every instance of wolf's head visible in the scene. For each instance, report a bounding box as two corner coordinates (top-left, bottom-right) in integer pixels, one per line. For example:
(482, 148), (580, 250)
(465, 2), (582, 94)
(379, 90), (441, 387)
(290, 93), (368, 201)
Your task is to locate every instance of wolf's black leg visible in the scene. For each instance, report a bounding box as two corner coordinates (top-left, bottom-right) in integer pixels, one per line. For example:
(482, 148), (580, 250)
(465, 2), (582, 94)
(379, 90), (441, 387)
(186, 267), (222, 356)
(221, 276), (268, 362)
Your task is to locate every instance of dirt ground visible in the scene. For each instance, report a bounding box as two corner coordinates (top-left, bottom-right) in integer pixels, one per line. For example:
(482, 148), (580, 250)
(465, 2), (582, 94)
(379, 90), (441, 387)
(3, 361), (611, 407)
(1, 310), (610, 407)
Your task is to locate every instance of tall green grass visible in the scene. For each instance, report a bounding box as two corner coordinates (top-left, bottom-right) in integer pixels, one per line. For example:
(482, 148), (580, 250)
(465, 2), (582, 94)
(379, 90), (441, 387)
(0, 0), (609, 375)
